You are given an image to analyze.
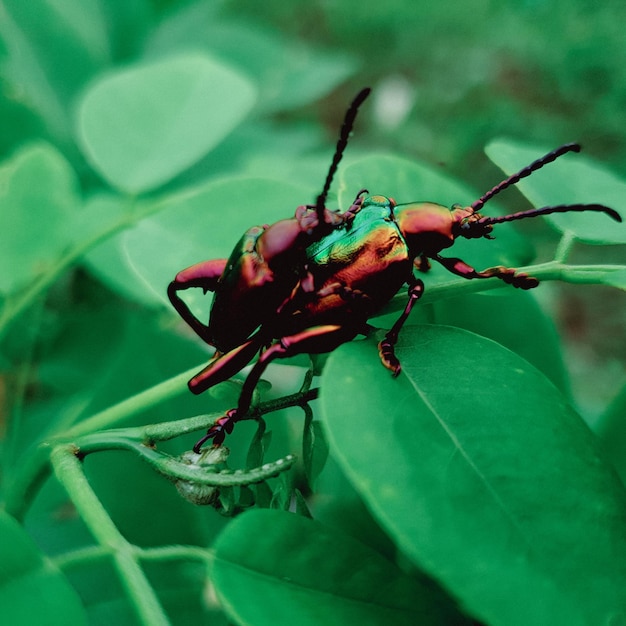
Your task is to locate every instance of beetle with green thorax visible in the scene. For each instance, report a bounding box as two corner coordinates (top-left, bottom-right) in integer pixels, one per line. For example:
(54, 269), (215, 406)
(168, 88), (621, 451)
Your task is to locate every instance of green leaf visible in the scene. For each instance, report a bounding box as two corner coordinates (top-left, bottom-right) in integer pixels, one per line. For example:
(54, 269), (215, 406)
(320, 325), (626, 626)
(76, 53), (256, 194)
(212, 509), (470, 625)
(145, 6), (356, 112)
(0, 0), (110, 139)
(340, 153), (534, 270)
(0, 143), (82, 294)
(596, 381), (626, 485)
(0, 510), (87, 625)
(436, 290), (567, 390)
(485, 139), (626, 244)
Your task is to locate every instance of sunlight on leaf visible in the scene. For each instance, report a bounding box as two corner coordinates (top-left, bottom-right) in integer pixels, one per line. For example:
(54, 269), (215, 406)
(76, 52), (257, 194)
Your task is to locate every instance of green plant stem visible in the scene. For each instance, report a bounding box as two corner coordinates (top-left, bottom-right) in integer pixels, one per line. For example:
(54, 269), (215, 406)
(50, 445), (171, 626)
(420, 261), (626, 303)
(553, 231), (576, 264)
(4, 366), (199, 520)
(54, 543), (212, 571)
(5, 384), (319, 521)
(62, 364), (205, 439)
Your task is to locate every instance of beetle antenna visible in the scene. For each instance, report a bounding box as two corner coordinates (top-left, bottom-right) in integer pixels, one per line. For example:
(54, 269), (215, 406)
(315, 87), (371, 220)
(472, 143), (581, 212)
(478, 203), (622, 226)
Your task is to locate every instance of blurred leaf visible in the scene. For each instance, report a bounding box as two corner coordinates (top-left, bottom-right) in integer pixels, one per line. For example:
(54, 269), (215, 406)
(76, 52), (256, 194)
(145, 3), (357, 112)
(212, 509), (470, 625)
(0, 143), (81, 294)
(195, 21), (357, 113)
(303, 414), (329, 489)
(99, 0), (155, 60)
(320, 325), (626, 626)
(0, 510), (87, 625)
(0, 0), (110, 139)
(340, 153), (534, 270)
(595, 381), (626, 485)
(485, 139), (626, 244)
(80, 195), (165, 307)
(33, 302), (213, 436)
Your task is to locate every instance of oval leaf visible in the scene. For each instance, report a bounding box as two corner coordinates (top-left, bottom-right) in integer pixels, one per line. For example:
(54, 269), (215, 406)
(212, 508), (470, 625)
(485, 139), (626, 244)
(0, 143), (81, 294)
(76, 53), (256, 194)
(320, 325), (626, 625)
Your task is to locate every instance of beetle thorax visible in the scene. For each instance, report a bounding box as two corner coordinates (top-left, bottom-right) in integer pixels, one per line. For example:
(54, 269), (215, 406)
(395, 202), (459, 256)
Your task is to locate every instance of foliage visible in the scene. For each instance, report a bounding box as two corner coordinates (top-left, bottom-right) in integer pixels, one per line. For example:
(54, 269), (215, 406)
(1, 1), (625, 625)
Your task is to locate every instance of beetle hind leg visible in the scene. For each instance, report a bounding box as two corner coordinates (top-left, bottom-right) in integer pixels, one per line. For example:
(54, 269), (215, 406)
(194, 325), (358, 451)
(378, 278), (425, 376)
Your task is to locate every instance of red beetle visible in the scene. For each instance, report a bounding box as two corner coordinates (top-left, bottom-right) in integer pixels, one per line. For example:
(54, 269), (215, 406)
(168, 89), (621, 450)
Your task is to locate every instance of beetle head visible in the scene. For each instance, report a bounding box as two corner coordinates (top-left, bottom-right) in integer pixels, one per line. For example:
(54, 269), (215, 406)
(451, 204), (494, 240)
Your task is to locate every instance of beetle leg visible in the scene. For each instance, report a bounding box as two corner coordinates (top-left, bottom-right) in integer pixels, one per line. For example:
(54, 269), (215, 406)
(433, 254), (539, 289)
(188, 330), (267, 394)
(414, 253), (431, 273)
(296, 188), (367, 235)
(194, 325), (357, 451)
(378, 278), (425, 376)
(168, 259), (227, 343)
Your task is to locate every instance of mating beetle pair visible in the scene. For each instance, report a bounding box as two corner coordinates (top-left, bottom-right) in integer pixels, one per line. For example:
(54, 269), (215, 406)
(168, 88), (621, 451)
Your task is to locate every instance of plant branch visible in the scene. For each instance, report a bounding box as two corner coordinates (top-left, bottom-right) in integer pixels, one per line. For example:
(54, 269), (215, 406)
(6, 382), (318, 520)
(61, 364), (205, 439)
(50, 445), (171, 626)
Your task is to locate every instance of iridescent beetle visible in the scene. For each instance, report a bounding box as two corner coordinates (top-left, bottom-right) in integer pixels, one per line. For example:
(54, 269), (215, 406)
(168, 88), (621, 451)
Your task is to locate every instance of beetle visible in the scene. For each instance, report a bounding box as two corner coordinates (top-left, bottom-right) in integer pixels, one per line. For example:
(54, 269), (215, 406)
(168, 88), (621, 451)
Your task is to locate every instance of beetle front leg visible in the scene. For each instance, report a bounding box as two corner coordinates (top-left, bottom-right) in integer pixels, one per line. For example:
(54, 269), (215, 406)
(378, 278), (425, 376)
(194, 325), (357, 451)
(168, 259), (227, 343)
(434, 254), (539, 289)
